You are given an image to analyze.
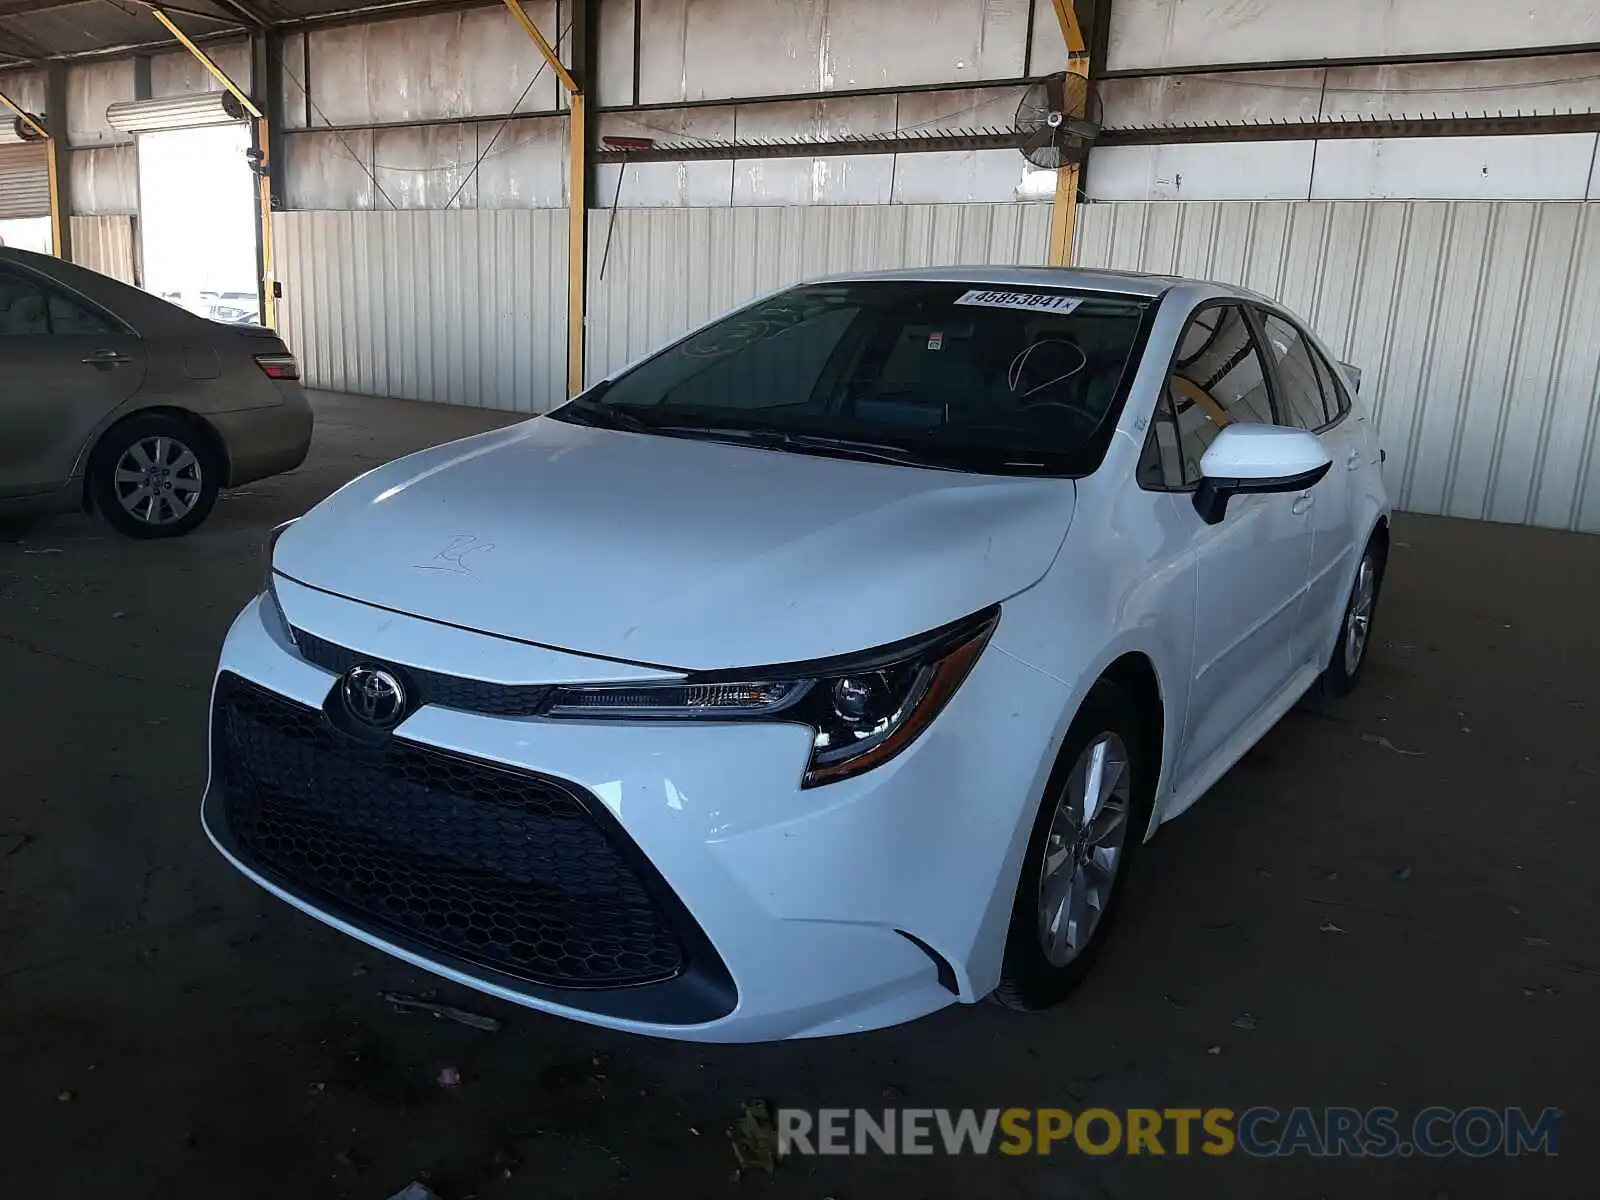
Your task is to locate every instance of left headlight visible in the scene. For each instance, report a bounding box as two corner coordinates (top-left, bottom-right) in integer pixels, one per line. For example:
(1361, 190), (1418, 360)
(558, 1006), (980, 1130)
(542, 607), (998, 788)
(262, 519), (298, 647)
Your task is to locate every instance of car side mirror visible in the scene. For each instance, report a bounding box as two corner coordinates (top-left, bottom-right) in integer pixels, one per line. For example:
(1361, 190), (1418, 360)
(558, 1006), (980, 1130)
(1339, 361), (1362, 393)
(1192, 425), (1333, 526)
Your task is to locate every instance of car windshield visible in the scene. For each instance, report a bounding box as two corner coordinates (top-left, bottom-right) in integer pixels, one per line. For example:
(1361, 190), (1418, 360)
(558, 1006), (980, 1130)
(553, 280), (1154, 476)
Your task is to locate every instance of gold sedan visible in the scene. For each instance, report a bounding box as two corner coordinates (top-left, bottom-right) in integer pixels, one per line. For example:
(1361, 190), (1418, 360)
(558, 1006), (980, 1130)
(0, 247), (312, 538)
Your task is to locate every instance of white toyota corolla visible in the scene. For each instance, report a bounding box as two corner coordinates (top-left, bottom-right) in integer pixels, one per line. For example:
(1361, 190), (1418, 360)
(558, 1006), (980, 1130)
(204, 268), (1390, 1042)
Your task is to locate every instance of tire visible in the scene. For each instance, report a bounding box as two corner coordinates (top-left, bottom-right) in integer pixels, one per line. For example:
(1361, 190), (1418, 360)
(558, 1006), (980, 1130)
(89, 413), (221, 540)
(992, 680), (1154, 1011)
(1313, 537), (1387, 701)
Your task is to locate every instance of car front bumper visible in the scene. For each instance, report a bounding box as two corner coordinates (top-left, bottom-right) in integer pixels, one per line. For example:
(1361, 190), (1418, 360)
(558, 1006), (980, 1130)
(201, 581), (1069, 1042)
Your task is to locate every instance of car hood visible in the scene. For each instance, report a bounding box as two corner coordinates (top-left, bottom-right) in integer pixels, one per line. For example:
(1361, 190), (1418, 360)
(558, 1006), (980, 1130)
(273, 417), (1076, 671)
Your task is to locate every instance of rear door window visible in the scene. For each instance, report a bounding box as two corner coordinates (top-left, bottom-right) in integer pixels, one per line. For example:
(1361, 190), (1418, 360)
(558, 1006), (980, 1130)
(1259, 312), (1335, 431)
(0, 268), (50, 335)
(0, 266), (121, 336)
(1309, 343), (1351, 425)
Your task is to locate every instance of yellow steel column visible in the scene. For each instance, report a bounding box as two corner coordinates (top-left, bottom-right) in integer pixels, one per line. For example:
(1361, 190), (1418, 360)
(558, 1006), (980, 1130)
(45, 140), (64, 258)
(255, 116), (277, 328)
(567, 91), (587, 396)
(504, 0), (587, 397)
(1048, 0), (1088, 267)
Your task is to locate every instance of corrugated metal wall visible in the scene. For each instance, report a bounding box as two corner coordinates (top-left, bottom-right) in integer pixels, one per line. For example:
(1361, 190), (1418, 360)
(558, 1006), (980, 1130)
(272, 209), (568, 414)
(0, 143), (50, 220)
(585, 202), (1052, 379)
(274, 202), (1047, 412)
(272, 197), (1599, 534)
(1077, 200), (1600, 533)
(70, 214), (137, 283)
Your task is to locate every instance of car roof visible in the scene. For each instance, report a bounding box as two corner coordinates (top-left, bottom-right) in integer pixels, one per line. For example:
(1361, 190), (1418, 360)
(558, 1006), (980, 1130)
(804, 264), (1275, 305)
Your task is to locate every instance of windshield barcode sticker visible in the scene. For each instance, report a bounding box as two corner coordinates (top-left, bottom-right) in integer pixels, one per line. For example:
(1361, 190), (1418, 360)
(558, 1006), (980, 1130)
(954, 289), (1083, 314)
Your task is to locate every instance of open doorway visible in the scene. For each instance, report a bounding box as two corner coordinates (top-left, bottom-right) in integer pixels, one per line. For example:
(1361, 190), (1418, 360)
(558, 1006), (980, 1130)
(0, 215), (52, 253)
(137, 121), (259, 325)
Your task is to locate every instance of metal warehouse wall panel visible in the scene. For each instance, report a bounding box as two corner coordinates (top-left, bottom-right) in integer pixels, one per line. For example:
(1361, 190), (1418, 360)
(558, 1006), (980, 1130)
(273, 209), (568, 414)
(584, 202), (1053, 380)
(70, 215), (137, 284)
(1108, 0), (1600, 73)
(0, 143), (49, 220)
(1076, 200), (1600, 533)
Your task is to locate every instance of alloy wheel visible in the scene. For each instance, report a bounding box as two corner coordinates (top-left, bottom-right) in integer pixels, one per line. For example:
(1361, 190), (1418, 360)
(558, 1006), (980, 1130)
(113, 436), (204, 527)
(1037, 732), (1132, 967)
(1344, 554), (1377, 676)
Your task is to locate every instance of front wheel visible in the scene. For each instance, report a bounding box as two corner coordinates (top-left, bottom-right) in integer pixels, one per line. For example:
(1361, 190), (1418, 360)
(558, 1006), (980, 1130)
(90, 414), (221, 539)
(993, 680), (1152, 1011)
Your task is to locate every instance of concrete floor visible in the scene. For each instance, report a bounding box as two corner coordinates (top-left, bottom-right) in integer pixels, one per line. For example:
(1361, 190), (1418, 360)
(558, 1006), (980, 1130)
(1, 390), (1595, 1199)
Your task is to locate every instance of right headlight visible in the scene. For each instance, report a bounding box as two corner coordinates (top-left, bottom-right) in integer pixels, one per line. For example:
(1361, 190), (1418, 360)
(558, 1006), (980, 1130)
(542, 607), (998, 788)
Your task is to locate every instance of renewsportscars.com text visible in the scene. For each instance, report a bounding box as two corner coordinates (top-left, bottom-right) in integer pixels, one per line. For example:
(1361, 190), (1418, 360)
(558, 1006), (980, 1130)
(777, 1106), (1560, 1158)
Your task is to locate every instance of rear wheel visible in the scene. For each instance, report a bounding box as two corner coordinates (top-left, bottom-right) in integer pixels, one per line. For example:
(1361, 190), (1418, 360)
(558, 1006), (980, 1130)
(90, 413), (221, 539)
(1314, 537), (1386, 700)
(993, 681), (1153, 1011)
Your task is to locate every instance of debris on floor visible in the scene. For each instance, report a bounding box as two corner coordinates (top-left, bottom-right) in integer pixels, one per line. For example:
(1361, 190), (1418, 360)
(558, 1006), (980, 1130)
(1, 832), (33, 857)
(1231, 1013), (1259, 1032)
(382, 991), (502, 1032)
(729, 1099), (779, 1175)
(1319, 920), (1347, 934)
(436, 1066), (462, 1089)
(1361, 733), (1425, 756)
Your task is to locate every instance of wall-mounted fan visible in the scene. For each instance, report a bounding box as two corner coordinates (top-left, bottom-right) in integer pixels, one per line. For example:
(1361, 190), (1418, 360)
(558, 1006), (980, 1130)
(11, 114), (47, 142)
(1014, 71), (1102, 169)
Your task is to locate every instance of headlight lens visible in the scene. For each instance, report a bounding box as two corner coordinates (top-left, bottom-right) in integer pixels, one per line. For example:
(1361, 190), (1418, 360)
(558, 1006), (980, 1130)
(542, 607), (997, 787)
(262, 520), (298, 647)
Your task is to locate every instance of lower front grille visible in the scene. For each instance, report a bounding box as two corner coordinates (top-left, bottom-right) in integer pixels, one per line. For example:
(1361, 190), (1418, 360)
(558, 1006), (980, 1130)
(209, 673), (686, 990)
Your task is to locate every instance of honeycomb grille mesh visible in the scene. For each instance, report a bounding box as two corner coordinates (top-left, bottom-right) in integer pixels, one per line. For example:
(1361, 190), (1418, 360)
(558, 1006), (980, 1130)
(291, 628), (553, 716)
(212, 674), (684, 989)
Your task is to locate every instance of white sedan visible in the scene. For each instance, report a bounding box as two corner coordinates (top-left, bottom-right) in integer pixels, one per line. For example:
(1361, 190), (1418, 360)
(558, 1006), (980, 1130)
(203, 268), (1390, 1042)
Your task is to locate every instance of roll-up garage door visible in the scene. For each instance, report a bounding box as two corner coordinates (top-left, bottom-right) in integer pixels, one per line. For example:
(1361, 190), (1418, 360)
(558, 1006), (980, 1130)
(0, 143), (49, 220)
(105, 91), (248, 134)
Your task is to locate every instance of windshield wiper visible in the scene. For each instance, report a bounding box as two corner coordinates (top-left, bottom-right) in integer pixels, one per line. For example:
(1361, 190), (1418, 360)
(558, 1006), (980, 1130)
(641, 425), (952, 469)
(558, 398), (654, 433)
(559, 408), (978, 471)
(776, 432), (956, 469)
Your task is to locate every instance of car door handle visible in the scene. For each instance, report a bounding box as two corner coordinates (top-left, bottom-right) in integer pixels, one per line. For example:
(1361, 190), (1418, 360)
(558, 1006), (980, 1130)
(1292, 491), (1315, 515)
(82, 349), (131, 368)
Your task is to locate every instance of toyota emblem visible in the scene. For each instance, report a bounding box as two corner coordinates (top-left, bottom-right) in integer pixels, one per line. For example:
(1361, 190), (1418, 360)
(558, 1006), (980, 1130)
(340, 664), (407, 729)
